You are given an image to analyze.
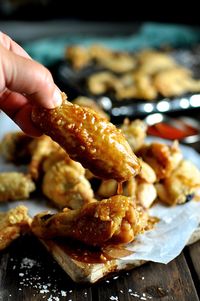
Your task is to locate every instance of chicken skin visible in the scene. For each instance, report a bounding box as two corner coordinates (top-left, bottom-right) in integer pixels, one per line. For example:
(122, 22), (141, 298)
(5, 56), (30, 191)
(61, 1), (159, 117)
(156, 160), (200, 205)
(0, 206), (31, 250)
(32, 195), (148, 247)
(42, 160), (94, 209)
(0, 172), (35, 202)
(32, 93), (140, 181)
(138, 141), (183, 180)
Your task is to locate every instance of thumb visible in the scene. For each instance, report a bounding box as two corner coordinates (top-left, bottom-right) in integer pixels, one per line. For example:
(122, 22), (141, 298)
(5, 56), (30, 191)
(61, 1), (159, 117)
(0, 44), (62, 109)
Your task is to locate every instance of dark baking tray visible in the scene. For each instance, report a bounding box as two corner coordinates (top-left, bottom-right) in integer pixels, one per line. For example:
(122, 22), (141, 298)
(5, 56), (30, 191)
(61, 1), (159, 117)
(51, 46), (200, 122)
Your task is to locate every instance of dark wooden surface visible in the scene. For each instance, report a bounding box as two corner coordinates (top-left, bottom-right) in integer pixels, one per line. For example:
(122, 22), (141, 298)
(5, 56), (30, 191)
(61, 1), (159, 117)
(0, 234), (200, 301)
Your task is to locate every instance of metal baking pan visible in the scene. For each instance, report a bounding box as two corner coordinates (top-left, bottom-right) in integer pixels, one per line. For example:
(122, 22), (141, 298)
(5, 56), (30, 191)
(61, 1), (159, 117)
(52, 46), (200, 122)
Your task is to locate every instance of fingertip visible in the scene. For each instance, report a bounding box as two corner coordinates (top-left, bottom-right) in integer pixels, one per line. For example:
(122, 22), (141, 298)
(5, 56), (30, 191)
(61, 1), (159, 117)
(45, 88), (63, 109)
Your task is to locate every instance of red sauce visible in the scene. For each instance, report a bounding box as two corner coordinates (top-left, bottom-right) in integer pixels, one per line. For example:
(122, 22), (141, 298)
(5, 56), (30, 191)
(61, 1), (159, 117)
(147, 122), (198, 140)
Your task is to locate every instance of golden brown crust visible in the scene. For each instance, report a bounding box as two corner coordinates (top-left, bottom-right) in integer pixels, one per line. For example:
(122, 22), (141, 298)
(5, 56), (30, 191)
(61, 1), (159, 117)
(0, 172), (35, 202)
(32, 94), (140, 181)
(28, 135), (59, 180)
(31, 195), (148, 247)
(0, 206), (31, 250)
(0, 132), (32, 163)
(42, 161), (94, 209)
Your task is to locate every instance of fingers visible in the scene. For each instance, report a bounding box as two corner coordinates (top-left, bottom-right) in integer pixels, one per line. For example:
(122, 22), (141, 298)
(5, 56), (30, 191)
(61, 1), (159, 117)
(0, 44), (62, 109)
(0, 89), (42, 136)
(0, 31), (31, 59)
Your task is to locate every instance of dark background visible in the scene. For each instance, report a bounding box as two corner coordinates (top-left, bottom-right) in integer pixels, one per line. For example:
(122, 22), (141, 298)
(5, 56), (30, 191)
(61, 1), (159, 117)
(0, 0), (200, 26)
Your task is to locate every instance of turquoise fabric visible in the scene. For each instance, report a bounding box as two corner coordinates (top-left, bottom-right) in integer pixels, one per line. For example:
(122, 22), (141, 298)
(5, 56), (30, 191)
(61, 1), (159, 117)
(23, 22), (200, 66)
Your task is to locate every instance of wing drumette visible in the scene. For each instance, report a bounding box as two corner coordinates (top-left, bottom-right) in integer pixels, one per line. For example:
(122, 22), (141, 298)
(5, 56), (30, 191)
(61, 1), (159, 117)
(32, 94), (140, 181)
(31, 195), (148, 247)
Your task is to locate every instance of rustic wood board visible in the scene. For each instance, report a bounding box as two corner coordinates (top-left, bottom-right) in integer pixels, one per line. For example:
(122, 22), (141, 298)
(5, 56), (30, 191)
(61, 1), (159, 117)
(0, 235), (199, 301)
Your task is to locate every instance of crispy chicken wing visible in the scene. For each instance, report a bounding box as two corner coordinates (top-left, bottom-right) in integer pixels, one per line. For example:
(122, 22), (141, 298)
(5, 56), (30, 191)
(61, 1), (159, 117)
(32, 93), (140, 181)
(42, 147), (84, 174)
(0, 172), (35, 202)
(138, 141), (183, 180)
(121, 119), (147, 152)
(65, 45), (90, 70)
(28, 135), (59, 180)
(87, 71), (122, 95)
(0, 132), (32, 163)
(136, 50), (176, 75)
(0, 206), (31, 250)
(153, 67), (200, 97)
(42, 160), (94, 209)
(156, 160), (200, 205)
(31, 195), (148, 247)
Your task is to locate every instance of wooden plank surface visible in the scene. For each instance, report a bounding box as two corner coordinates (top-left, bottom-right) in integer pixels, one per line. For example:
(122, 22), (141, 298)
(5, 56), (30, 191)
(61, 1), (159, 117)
(94, 253), (199, 301)
(186, 240), (200, 297)
(0, 235), (93, 301)
(0, 235), (198, 301)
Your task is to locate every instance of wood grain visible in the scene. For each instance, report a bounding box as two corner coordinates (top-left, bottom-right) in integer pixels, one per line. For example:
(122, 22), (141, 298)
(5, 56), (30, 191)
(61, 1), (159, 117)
(0, 235), (199, 301)
(186, 240), (200, 298)
(187, 241), (200, 280)
(93, 253), (199, 301)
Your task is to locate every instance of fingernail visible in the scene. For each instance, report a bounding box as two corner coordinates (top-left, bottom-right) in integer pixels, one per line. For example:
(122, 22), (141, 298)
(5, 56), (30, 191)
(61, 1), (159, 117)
(52, 89), (62, 107)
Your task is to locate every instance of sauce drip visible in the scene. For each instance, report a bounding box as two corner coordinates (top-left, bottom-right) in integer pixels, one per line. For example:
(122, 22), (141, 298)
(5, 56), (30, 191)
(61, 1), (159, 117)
(117, 182), (123, 195)
(45, 238), (134, 264)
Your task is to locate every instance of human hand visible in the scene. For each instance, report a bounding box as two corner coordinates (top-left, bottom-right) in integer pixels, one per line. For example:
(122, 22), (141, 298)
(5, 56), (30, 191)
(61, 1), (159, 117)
(0, 32), (62, 136)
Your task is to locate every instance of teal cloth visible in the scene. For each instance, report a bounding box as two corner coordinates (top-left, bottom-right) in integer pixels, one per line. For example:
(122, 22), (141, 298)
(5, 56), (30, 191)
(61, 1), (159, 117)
(23, 22), (200, 66)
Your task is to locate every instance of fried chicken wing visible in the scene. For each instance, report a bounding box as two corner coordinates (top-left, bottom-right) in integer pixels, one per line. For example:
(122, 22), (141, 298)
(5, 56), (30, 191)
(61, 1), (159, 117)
(28, 135), (59, 180)
(136, 181), (157, 209)
(153, 67), (200, 97)
(0, 206), (31, 250)
(97, 174), (156, 209)
(31, 195), (148, 247)
(0, 132), (32, 163)
(156, 160), (200, 205)
(65, 45), (90, 70)
(0, 172), (35, 202)
(42, 161), (94, 209)
(87, 71), (122, 95)
(137, 50), (176, 75)
(137, 159), (157, 184)
(32, 94), (140, 181)
(42, 147), (84, 174)
(98, 54), (135, 74)
(121, 119), (147, 152)
(138, 141), (183, 180)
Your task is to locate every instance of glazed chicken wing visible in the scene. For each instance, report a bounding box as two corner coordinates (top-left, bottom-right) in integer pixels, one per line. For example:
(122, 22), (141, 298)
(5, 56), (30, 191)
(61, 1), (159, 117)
(138, 141), (183, 180)
(32, 93), (140, 181)
(32, 195), (148, 247)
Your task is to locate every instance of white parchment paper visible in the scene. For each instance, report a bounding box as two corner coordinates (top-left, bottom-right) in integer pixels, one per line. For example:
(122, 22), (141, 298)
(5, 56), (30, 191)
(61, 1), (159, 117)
(0, 111), (200, 264)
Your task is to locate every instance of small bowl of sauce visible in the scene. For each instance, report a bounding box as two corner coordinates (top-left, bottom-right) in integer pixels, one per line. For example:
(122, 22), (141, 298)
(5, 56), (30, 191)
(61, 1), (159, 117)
(145, 113), (200, 144)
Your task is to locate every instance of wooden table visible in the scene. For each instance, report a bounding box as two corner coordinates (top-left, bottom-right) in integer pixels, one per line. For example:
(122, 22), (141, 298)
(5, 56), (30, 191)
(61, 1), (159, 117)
(0, 231), (199, 301)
